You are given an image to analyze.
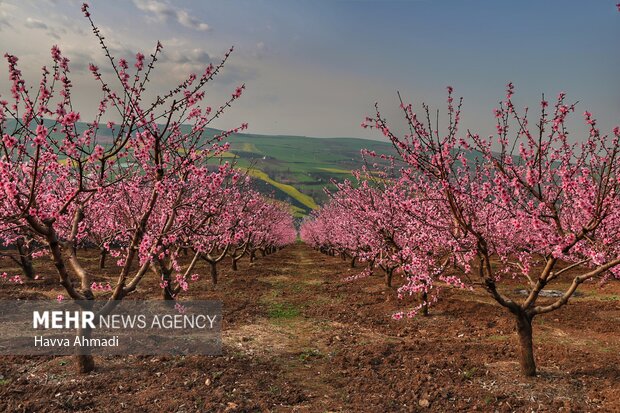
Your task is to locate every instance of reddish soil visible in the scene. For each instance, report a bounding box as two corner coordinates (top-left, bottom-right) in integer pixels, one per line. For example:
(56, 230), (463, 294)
(1, 243), (619, 412)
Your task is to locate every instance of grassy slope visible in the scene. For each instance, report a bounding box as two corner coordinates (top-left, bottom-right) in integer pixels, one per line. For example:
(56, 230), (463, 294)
(220, 132), (398, 214)
(4, 120), (397, 215)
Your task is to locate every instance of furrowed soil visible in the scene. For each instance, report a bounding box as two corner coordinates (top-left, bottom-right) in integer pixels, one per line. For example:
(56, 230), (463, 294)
(1, 243), (619, 412)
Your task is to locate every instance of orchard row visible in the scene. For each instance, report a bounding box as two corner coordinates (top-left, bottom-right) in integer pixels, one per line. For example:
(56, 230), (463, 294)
(302, 84), (620, 377)
(0, 3), (296, 372)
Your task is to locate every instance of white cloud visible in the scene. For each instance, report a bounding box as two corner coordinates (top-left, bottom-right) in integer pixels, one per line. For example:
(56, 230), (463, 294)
(0, 15), (10, 30)
(24, 17), (48, 30)
(0, 0), (14, 31)
(176, 9), (209, 31)
(133, 0), (210, 31)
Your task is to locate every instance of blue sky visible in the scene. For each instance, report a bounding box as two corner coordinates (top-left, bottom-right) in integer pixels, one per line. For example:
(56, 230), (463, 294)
(0, 0), (618, 140)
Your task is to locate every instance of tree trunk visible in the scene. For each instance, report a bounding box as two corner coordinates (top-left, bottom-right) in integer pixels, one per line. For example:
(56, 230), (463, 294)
(350, 256), (356, 268)
(210, 262), (218, 286)
(16, 239), (35, 279)
(516, 312), (536, 377)
(98, 248), (107, 269)
(76, 305), (95, 373)
(421, 290), (429, 316)
(250, 250), (256, 262)
(260, 249), (266, 257)
(232, 257), (238, 271)
(386, 268), (394, 287)
(77, 353), (95, 373)
(162, 270), (174, 300)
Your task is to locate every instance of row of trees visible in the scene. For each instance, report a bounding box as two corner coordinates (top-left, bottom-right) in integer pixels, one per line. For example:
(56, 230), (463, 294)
(302, 85), (620, 377)
(1, 168), (296, 290)
(0, 3), (295, 372)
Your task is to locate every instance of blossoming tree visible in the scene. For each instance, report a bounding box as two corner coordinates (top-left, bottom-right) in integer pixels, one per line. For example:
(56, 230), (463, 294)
(0, 3), (298, 373)
(359, 84), (620, 376)
(305, 84), (620, 377)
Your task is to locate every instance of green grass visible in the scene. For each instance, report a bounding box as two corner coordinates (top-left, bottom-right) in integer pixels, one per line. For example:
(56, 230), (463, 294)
(218, 151), (237, 158)
(267, 302), (300, 319)
(316, 167), (351, 174)
(240, 142), (261, 153)
(221, 132), (399, 211)
(246, 168), (319, 210)
(487, 334), (510, 342)
(462, 367), (478, 379)
(298, 348), (323, 362)
(289, 205), (307, 218)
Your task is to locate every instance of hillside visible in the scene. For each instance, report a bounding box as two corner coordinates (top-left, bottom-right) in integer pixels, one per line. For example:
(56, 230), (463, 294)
(5, 120), (397, 216)
(220, 131), (397, 216)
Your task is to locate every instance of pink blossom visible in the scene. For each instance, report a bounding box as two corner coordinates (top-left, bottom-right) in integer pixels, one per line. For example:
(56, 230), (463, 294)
(135, 52), (145, 70)
(232, 85), (244, 98)
(34, 124), (48, 145)
(62, 111), (80, 125)
(2, 133), (17, 148)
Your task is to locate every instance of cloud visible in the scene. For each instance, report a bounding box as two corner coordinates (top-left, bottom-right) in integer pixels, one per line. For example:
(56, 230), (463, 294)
(176, 9), (209, 31)
(0, 1), (14, 30)
(54, 25), (137, 74)
(133, 0), (210, 31)
(24, 17), (48, 29)
(133, 0), (175, 21)
(157, 43), (255, 86)
(45, 28), (62, 39)
(0, 15), (10, 30)
(214, 63), (258, 86)
(153, 37), (213, 68)
(162, 47), (212, 65)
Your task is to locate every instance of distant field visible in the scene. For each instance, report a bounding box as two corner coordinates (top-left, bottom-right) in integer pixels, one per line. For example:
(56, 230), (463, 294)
(5, 120), (397, 216)
(246, 168), (319, 212)
(219, 131), (398, 215)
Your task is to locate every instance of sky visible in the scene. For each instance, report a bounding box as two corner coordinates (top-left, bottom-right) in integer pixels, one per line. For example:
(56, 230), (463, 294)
(0, 0), (618, 140)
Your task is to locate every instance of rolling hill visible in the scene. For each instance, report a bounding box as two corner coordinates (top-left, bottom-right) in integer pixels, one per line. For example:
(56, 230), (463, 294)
(4, 120), (398, 216)
(218, 131), (398, 216)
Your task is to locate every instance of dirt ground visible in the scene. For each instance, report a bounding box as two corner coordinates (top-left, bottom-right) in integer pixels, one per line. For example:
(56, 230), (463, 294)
(1, 243), (619, 412)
